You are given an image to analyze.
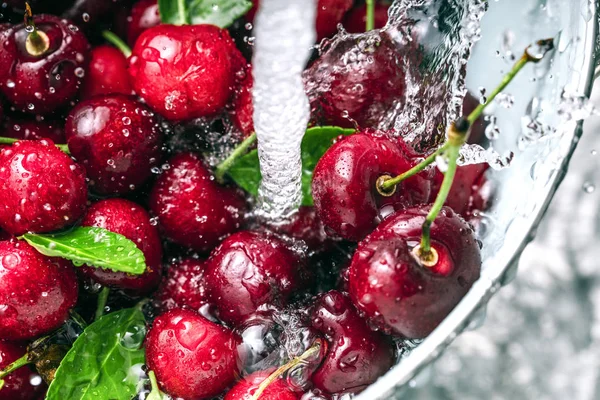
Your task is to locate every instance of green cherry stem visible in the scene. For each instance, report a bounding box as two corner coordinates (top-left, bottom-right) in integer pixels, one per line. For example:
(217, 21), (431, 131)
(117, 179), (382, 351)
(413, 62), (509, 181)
(95, 287), (110, 321)
(102, 30), (132, 58)
(0, 354), (30, 380)
(366, 0), (375, 31)
(214, 132), (257, 183)
(0, 137), (70, 154)
(147, 371), (166, 400)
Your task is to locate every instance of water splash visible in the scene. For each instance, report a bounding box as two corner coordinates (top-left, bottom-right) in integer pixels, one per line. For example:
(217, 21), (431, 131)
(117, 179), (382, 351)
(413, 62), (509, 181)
(252, 0), (316, 219)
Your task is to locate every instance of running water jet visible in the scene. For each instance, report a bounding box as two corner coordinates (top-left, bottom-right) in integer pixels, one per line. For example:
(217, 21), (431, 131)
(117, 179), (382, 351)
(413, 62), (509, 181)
(252, 0), (316, 219)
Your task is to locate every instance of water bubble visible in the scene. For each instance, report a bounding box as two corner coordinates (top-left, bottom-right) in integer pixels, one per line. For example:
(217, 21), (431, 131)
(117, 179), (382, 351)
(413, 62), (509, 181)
(582, 181), (595, 193)
(82, 13), (90, 22)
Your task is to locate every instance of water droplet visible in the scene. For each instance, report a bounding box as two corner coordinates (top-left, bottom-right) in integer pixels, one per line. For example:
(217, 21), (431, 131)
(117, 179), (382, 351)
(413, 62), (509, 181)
(583, 181), (595, 193)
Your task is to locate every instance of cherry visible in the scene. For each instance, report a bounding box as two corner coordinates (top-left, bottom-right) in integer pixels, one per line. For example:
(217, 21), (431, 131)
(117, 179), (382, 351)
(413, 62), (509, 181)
(229, 67), (254, 138)
(0, 341), (44, 400)
(128, 24), (245, 121)
(80, 45), (132, 99)
(0, 139), (87, 236)
(77, 198), (162, 293)
(347, 205), (481, 339)
(310, 290), (395, 395)
(127, 0), (160, 47)
(312, 130), (432, 241)
(315, 0), (354, 41)
(205, 231), (307, 326)
(343, 2), (390, 33)
(268, 206), (336, 252)
(149, 152), (247, 253)
(429, 163), (489, 217)
(155, 258), (210, 313)
(463, 92), (487, 144)
(145, 308), (241, 399)
(224, 369), (299, 400)
(65, 94), (164, 195)
(3, 118), (65, 144)
(0, 14), (89, 115)
(0, 239), (78, 340)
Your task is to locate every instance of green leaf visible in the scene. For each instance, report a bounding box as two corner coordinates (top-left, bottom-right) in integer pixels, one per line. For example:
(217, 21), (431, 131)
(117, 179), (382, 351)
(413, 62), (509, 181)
(21, 227), (147, 275)
(227, 126), (355, 206)
(159, 0), (252, 28)
(46, 307), (147, 400)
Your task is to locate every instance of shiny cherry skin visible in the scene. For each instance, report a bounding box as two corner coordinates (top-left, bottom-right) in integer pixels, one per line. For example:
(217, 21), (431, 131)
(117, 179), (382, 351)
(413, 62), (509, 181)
(155, 258), (210, 313)
(268, 206), (335, 252)
(128, 24), (245, 121)
(310, 290), (395, 395)
(0, 340), (44, 400)
(0, 15), (89, 115)
(78, 198), (162, 293)
(312, 130), (432, 241)
(81, 45), (132, 99)
(65, 94), (164, 195)
(149, 152), (247, 253)
(463, 92), (487, 144)
(224, 369), (299, 400)
(127, 0), (160, 46)
(229, 66), (254, 138)
(348, 205), (481, 339)
(205, 231), (307, 326)
(3, 118), (65, 144)
(0, 140), (87, 236)
(146, 308), (241, 399)
(0, 239), (78, 341)
(343, 2), (390, 33)
(429, 163), (489, 217)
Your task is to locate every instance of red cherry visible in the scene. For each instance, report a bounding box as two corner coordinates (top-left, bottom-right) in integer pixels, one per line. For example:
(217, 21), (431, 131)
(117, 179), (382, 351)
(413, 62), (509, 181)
(205, 231), (307, 326)
(316, 0), (354, 41)
(463, 92), (488, 144)
(3, 118), (65, 144)
(0, 340), (45, 400)
(0, 239), (78, 341)
(146, 308), (241, 399)
(155, 258), (210, 313)
(81, 45), (132, 99)
(229, 66), (255, 138)
(310, 290), (395, 395)
(312, 130), (432, 241)
(0, 15), (89, 114)
(77, 198), (162, 293)
(268, 206), (336, 252)
(127, 0), (160, 47)
(348, 206), (481, 338)
(429, 163), (489, 217)
(343, 2), (390, 33)
(149, 152), (247, 253)
(128, 24), (245, 121)
(224, 369), (299, 400)
(65, 94), (164, 195)
(0, 140), (87, 236)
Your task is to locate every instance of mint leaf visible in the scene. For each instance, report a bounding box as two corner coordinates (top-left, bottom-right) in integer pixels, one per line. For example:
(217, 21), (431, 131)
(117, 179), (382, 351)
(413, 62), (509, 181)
(46, 307), (147, 400)
(159, 0), (252, 28)
(228, 126), (355, 206)
(21, 227), (147, 275)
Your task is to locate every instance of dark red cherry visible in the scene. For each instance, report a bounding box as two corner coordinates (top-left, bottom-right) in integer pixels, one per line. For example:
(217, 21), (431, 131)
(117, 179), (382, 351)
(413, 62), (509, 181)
(0, 239), (78, 340)
(149, 152), (247, 253)
(348, 205), (481, 339)
(224, 369), (299, 400)
(205, 231), (307, 326)
(429, 163), (489, 217)
(155, 258), (210, 313)
(268, 206), (336, 252)
(146, 308), (241, 399)
(343, 2), (390, 33)
(65, 94), (164, 195)
(0, 15), (89, 115)
(0, 340), (45, 400)
(78, 198), (162, 293)
(312, 130), (432, 241)
(310, 290), (395, 395)
(316, 0), (354, 40)
(3, 118), (65, 144)
(463, 92), (488, 144)
(128, 24), (245, 121)
(81, 45), (132, 99)
(63, 0), (128, 31)
(229, 66), (254, 138)
(127, 0), (160, 47)
(0, 140), (87, 236)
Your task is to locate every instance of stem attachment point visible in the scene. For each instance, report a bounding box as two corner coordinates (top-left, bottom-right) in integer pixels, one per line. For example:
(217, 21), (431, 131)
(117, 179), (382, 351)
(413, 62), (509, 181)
(411, 244), (438, 268)
(24, 3), (50, 57)
(376, 175), (397, 197)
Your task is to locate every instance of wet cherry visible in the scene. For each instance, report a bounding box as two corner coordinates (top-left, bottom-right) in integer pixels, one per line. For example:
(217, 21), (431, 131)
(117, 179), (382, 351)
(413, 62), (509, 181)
(268, 206), (336, 252)
(0, 239), (78, 341)
(146, 308), (241, 399)
(149, 152), (247, 253)
(343, 2), (390, 33)
(127, 0), (160, 47)
(3, 118), (65, 144)
(78, 198), (162, 294)
(155, 258), (210, 313)
(229, 67), (254, 138)
(315, 0), (354, 41)
(348, 205), (481, 339)
(65, 94), (164, 195)
(0, 341), (44, 400)
(81, 45), (132, 99)
(205, 231), (307, 326)
(310, 290), (395, 395)
(312, 130), (432, 241)
(224, 369), (299, 400)
(0, 140), (87, 236)
(429, 163), (489, 217)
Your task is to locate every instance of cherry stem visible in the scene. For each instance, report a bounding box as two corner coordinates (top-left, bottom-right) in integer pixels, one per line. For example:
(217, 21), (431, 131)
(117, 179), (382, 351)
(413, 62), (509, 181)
(102, 31), (132, 58)
(94, 287), (110, 321)
(0, 354), (30, 380)
(146, 371), (165, 400)
(250, 339), (323, 400)
(366, 0), (375, 31)
(24, 2), (49, 56)
(215, 132), (257, 183)
(0, 137), (70, 154)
